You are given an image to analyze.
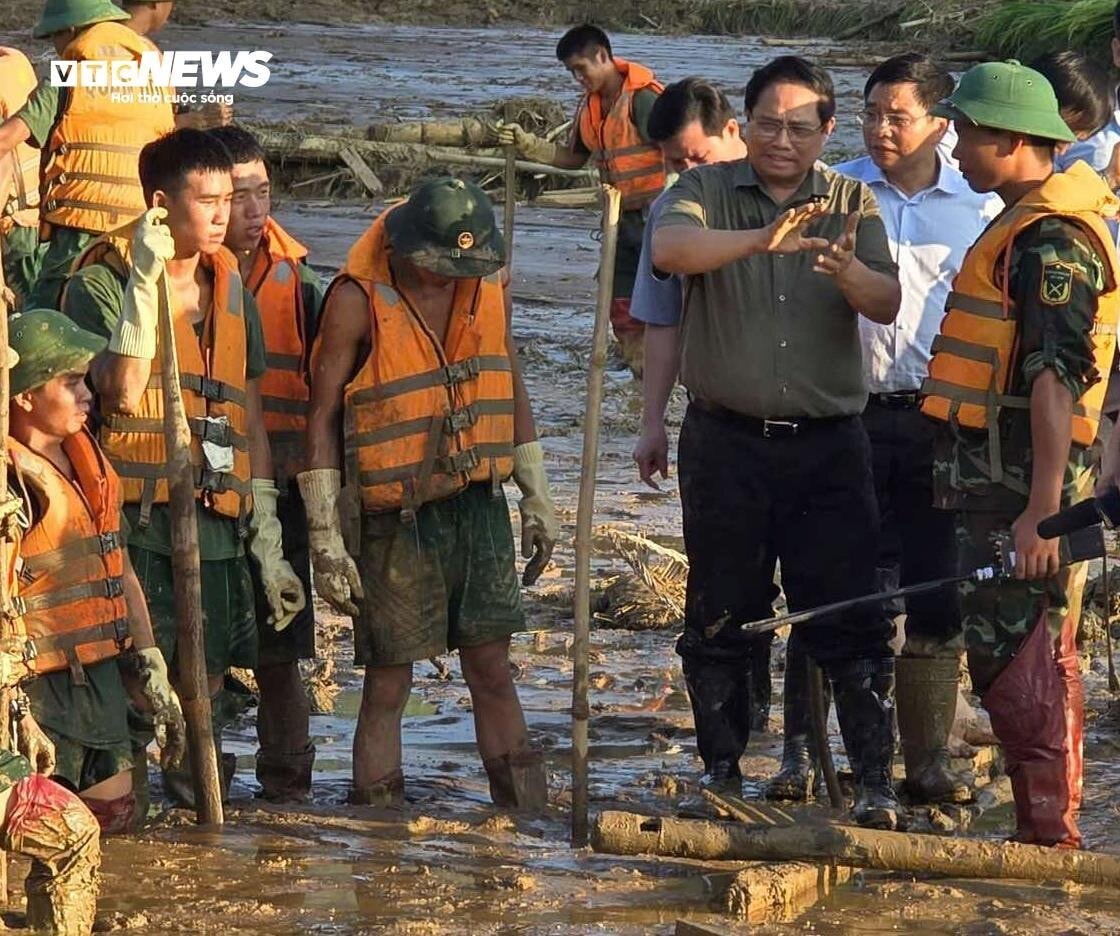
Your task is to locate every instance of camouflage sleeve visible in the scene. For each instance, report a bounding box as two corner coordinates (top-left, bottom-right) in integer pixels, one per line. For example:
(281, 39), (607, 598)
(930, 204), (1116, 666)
(1007, 216), (1106, 402)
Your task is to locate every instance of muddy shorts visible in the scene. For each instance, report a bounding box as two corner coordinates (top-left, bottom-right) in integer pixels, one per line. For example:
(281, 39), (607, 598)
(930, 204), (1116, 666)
(355, 483), (524, 667)
(49, 736), (133, 794)
(253, 482), (315, 668)
(131, 546), (259, 675)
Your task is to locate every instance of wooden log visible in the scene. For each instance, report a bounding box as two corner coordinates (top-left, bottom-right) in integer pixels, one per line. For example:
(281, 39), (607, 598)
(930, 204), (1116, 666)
(502, 144), (516, 266)
(337, 146), (383, 195)
(157, 276), (223, 826)
(366, 117), (491, 147)
(593, 811), (1120, 888)
(571, 185), (622, 848)
(0, 220), (12, 903)
(531, 188), (601, 209)
(712, 860), (852, 922)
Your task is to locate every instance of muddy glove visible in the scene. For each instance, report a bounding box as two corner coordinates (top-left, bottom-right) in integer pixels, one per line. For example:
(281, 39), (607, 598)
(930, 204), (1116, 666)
(496, 122), (559, 165)
(15, 706), (56, 776)
(297, 468), (364, 617)
(512, 441), (558, 586)
(136, 647), (186, 770)
(248, 478), (307, 631)
(109, 206), (175, 360)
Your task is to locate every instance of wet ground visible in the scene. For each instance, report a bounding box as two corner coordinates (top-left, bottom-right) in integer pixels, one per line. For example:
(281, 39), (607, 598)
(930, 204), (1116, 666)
(4, 19), (1120, 935)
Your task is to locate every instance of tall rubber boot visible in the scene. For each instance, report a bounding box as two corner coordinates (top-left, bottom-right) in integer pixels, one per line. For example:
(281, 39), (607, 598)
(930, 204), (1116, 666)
(347, 770), (405, 807)
(255, 744), (316, 804)
(765, 639), (825, 801)
(982, 610), (1081, 848)
(1055, 614), (1084, 813)
(896, 653), (971, 803)
(483, 742), (548, 810)
(681, 656), (753, 795)
(830, 657), (900, 830)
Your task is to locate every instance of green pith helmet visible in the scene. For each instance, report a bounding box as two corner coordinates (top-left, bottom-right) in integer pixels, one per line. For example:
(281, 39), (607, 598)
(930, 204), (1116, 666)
(8, 309), (107, 394)
(931, 59), (1075, 143)
(33, 0), (129, 39)
(386, 177), (506, 279)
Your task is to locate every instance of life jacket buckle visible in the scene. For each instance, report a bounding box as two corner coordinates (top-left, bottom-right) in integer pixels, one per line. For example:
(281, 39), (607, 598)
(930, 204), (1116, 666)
(443, 448), (480, 474)
(104, 577), (125, 600)
(98, 531), (120, 555)
(445, 405), (478, 434)
(443, 358), (480, 386)
(111, 618), (130, 649)
(197, 376), (227, 402)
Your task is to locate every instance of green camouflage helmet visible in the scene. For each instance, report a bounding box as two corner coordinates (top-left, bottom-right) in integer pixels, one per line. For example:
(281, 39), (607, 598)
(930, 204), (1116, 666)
(33, 0), (129, 39)
(385, 177), (506, 279)
(9, 308), (107, 394)
(931, 60), (1075, 144)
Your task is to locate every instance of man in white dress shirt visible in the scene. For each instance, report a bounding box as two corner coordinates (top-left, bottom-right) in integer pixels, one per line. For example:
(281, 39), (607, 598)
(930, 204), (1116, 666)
(824, 54), (1001, 806)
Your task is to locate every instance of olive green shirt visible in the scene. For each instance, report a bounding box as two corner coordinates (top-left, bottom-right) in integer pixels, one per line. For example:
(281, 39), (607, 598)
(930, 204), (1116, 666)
(14, 79), (65, 149)
(62, 260), (267, 560)
(656, 161), (898, 417)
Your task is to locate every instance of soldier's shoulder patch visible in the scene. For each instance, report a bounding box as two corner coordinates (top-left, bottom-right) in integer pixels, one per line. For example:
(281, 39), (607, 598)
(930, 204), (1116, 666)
(1040, 260), (1076, 306)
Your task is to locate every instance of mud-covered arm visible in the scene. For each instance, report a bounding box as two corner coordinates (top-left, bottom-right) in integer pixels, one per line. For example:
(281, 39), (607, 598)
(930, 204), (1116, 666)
(503, 270), (537, 445)
(306, 279), (371, 471)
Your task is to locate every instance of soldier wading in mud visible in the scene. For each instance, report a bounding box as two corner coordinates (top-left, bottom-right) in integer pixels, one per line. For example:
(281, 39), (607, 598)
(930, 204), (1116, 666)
(304, 178), (558, 808)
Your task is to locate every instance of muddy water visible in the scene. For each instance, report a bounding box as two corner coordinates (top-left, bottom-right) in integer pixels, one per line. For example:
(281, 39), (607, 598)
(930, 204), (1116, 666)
(4, 19), (1120, 934)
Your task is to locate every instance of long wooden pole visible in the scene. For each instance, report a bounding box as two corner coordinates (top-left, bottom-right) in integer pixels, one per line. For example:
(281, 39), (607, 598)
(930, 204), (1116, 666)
(593, 810), (1120, 888)
(156, 274), (223, 825)
(502, 144), (517, 267)
(571, 185), (622, 848)
(0, 231), (12, 901)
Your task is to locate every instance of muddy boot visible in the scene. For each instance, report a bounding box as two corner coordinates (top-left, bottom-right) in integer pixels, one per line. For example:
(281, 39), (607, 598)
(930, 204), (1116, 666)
(831, 657), (900, 831)
(347, 769), (405, 807)
(256, 744), (316, 804)
(896, 653), (971, 804)
(3, 775), (101, 936)
(681, 656), (752, 795)
(483, 743), (548, 810)
(765, 638), (825, 801)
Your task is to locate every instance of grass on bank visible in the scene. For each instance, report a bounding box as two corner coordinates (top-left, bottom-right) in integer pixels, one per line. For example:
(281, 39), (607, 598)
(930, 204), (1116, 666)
(974, 0), (1115, 61)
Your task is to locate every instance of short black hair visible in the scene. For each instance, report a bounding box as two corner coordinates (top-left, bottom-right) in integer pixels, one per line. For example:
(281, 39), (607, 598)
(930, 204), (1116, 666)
(207, 124), (270, 174)
(647, 78), (736, 144)
(139, 128), (233, 203)
(1030, 51), (1113, 139)
(744, 55), (835, 124)
(556, 24), (611, 62)
(1114, 0), (1120, 39)
(864, 53), (954, 109)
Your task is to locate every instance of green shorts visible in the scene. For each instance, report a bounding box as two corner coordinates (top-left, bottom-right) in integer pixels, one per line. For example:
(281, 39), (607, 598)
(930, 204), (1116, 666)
(130, 546), (259, 675)
(30, 225), (94, 310)
(2, 224), (47, 310)
(50, 736), (134, 794)
(355, 483), (525, 667)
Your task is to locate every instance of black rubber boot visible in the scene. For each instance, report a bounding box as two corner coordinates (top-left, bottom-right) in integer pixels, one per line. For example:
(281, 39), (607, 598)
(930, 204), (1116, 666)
(830, 657), (900, 830)
(682, 657), (752, 795)
(765, 637), (827, 801)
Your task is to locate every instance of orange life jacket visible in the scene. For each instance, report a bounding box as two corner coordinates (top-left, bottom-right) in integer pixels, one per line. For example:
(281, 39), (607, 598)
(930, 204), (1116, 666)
(9, 430), (131, 684)
(42, 22), (175, 235)
(577, 58), (666, 211)
(328, 207), (515, 515)
(921, 162), (1120, 493)
(0, 47), (41, 235)
(247, 217), (311, 487)
(74, 224), (253, 527)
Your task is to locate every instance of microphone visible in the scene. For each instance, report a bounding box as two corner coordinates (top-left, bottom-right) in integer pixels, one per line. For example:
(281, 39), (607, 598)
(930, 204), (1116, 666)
(1038, 486), (1120, 539)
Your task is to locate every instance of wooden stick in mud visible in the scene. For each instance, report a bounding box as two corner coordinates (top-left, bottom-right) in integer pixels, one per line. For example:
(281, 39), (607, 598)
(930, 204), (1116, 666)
(157, 275), (223, 826)
(808, 660), (843, 808)
(503, 144), (516, 266)
(593, 811), (1120, 888)
(0, 232), (13, 902)
(1103, 551), (1118, 691)
(571, 185), (622, 848)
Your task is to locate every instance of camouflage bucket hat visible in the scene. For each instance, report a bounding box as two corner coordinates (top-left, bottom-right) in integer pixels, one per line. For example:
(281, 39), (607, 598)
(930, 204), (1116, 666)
(385, 177), (506, 279)
(33, 0), (130, 39)
(9, 308), (107, 394)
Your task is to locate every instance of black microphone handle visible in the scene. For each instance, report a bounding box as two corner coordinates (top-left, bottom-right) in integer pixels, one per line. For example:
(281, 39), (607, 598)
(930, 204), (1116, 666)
(1037, 486), (1120, 539)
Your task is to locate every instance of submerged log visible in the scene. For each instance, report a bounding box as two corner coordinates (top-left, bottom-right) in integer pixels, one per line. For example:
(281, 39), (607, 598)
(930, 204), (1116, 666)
(367, 117), (492, 147)
(593, 811), (1120, 888)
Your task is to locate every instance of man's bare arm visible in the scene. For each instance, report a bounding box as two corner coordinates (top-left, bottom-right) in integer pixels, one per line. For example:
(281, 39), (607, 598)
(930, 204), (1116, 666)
(90, 351), (154, 417)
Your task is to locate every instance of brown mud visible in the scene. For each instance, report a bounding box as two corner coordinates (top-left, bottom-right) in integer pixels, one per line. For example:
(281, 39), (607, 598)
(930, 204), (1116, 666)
(1, 15), (1119, 936)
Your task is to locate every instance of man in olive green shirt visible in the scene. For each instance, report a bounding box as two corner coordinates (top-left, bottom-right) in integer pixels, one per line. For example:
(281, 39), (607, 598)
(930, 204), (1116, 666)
(652, 56), (903, 829)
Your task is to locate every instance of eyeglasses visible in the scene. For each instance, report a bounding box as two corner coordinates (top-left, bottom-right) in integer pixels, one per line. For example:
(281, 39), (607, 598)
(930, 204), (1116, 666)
(857, 110), (931, 131)
(749, 118), (825, 142)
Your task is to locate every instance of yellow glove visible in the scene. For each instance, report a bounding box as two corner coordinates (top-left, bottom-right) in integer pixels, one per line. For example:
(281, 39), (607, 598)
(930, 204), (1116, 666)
(109, 206), (176, 359)
(297, 468), (364, 617)
(495, 122), (559, 165)
(248, 478), (307, 631)
(512, 441), (558, 585)
(136, 647), (186, 770)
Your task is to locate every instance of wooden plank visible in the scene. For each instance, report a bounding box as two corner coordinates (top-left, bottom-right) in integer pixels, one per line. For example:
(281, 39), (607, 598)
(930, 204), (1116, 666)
(337, 146), (383, 195)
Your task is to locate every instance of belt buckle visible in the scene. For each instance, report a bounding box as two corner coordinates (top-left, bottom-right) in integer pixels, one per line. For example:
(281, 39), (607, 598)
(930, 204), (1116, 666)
(762, 418), (799, 438)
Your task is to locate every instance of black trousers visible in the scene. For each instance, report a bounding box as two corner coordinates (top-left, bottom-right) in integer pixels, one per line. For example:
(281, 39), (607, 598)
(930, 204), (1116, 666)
(861, 398), (960, 644)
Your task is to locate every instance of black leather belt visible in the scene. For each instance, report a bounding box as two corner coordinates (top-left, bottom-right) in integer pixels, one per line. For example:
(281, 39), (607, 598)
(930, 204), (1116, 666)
(690, 397), (851, 437)
(868, 390), (921, 410)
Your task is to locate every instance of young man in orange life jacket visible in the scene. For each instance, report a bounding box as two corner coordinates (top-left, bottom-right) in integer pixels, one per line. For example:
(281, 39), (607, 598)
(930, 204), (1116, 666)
(498, 24), (665, 374)
(60, 128), (305, 805)
(7, 307), (186, 835)
(302, 178), (558, 808)
(209, 124), (323, 803)
(0, 0), (178, 310)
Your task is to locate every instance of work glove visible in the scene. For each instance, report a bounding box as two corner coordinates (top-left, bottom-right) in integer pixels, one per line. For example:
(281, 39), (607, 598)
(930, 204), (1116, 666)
(248, 478), (307, 631)
(136, 647), (186, 770)
(109, 206), (175, 360)
(15, 708), (55, 776)
(495, 122), (559, 165)
(512, 441), (558, 586)
(297, 468), (364, 617)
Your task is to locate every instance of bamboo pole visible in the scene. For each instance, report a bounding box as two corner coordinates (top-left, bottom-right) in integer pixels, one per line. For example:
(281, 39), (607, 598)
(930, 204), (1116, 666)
(593, 811), (1120, 888)
(808, 660), (843, 808)
(571, 185), (622, 848)
(1104, 551), (1118, 691)
(156, 275), (223, 825)
(502, 144), (516, 266)
(0, 232), (12, 903)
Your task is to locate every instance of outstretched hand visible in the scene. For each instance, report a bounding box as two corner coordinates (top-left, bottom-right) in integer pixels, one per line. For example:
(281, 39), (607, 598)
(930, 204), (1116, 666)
(813, 211), (860, 278)
(761, 202), (830, 254)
